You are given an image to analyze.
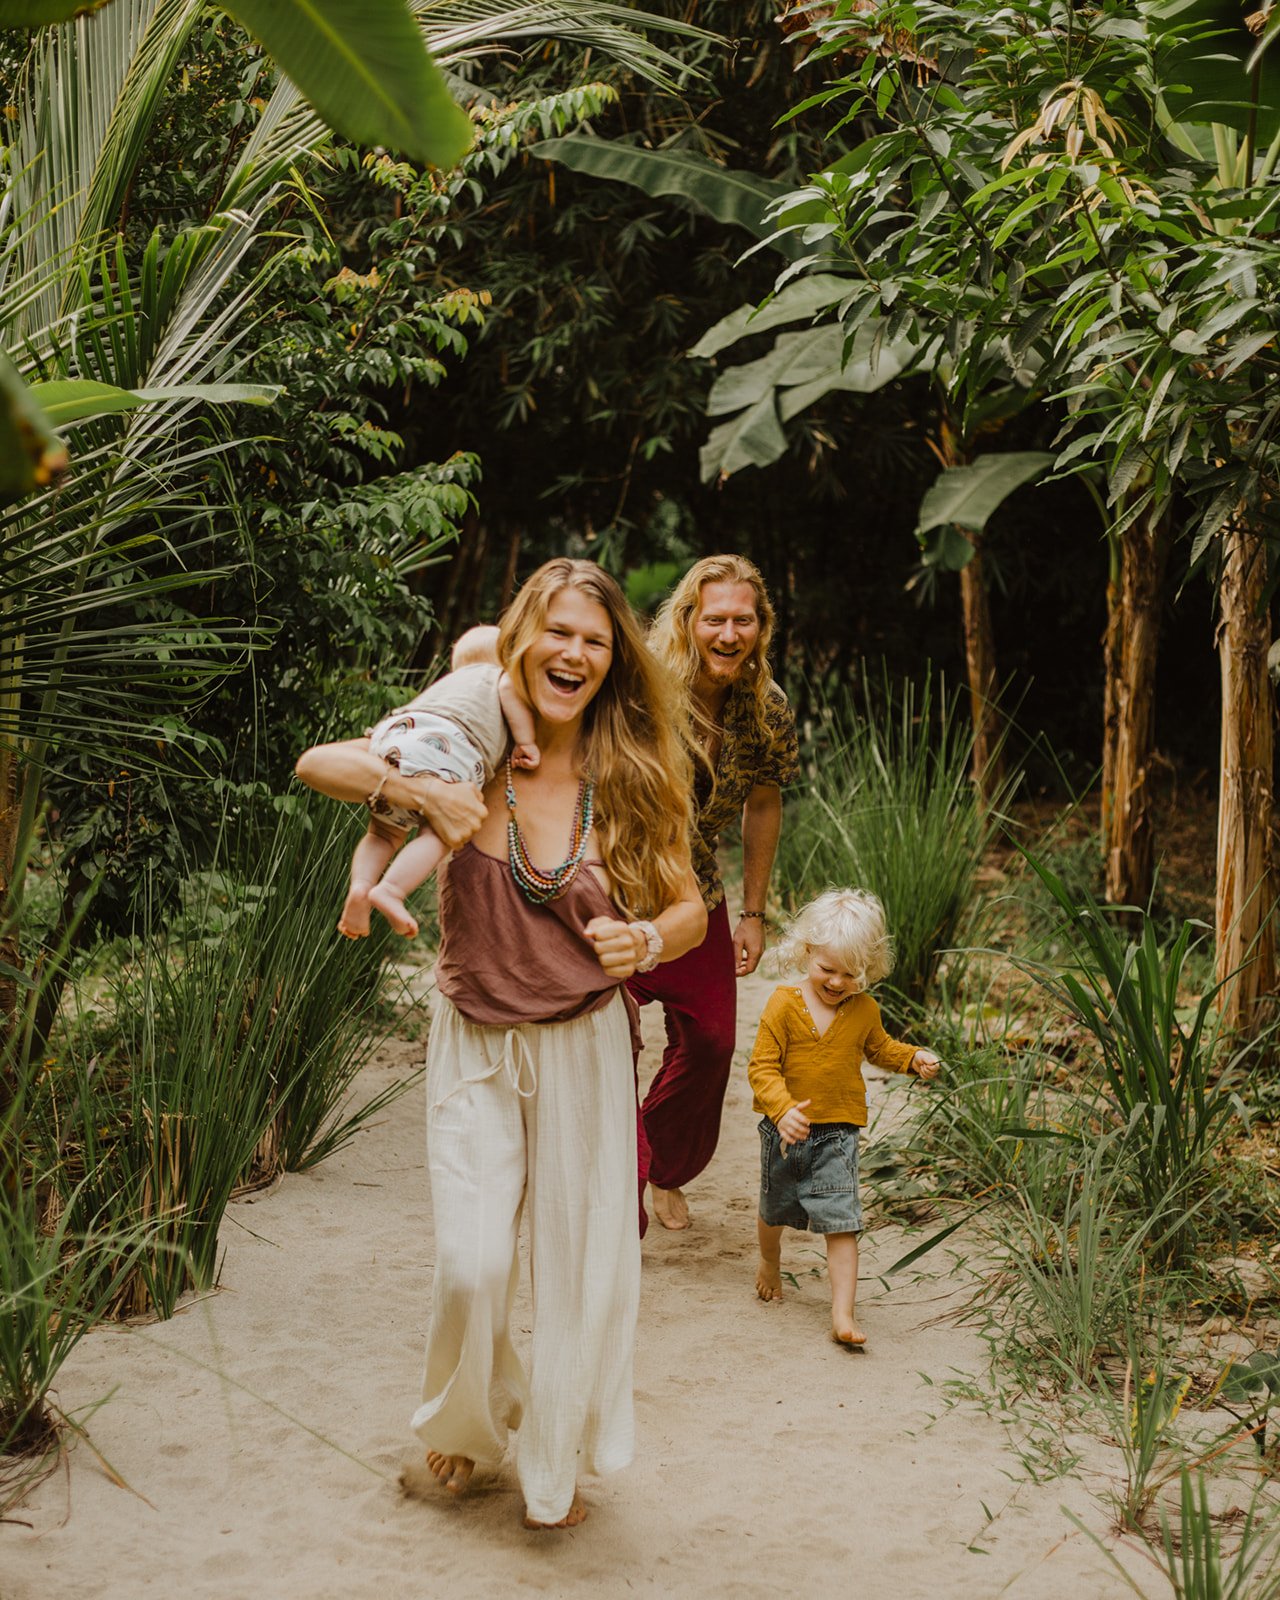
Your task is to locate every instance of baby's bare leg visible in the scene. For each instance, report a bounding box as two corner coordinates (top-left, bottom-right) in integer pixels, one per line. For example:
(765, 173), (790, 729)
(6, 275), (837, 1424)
(826, 1232), (865, 1346)
(339, 825), (398, 938)
(367, 827), (448, 937)
(755, 1217), (785, 1301)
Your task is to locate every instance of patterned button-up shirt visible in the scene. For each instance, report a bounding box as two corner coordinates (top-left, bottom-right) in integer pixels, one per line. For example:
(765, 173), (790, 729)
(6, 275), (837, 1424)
(692, 678), (799, 911)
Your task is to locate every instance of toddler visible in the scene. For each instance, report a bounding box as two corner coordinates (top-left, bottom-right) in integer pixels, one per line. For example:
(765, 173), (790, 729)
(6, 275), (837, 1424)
(339, 625), (538, 939)
(747, 888), (941, 1348)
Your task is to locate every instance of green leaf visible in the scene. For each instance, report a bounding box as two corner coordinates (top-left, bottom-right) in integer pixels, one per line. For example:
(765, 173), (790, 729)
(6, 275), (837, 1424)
(0, 1), (111, 19)
(1147, 0), (1280, 145)
(224, 0), (473, 168)
(0, 354), (69, 507)
(533, 135), (801, 255)
(698, 392), (788, 483)
(689, 276), (855, 360)
(916, 452), (1055, 536)
(30, 378), (280, 427)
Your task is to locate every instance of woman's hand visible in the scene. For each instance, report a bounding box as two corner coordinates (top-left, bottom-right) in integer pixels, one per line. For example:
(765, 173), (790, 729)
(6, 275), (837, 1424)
(407, 775), (487, 850)
(584, 916), (646, 978)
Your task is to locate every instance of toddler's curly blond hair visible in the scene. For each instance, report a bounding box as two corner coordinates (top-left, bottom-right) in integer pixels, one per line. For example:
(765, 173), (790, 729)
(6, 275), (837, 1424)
(772, 888), (894, 994)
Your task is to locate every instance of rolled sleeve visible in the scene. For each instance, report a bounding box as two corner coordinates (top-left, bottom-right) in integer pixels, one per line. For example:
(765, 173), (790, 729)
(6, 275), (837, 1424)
(758, 686), (799, 789)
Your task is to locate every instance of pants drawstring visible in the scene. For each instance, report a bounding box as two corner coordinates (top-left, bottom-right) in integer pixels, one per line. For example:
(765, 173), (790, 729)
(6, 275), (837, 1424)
(431, 1025), (539, 1112)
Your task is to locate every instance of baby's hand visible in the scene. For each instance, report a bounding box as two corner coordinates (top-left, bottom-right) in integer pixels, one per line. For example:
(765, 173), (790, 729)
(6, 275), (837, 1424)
(511, 742), (541, 771)
(776, 1100), (812, 1150)
(912, 1050), (942, 1081)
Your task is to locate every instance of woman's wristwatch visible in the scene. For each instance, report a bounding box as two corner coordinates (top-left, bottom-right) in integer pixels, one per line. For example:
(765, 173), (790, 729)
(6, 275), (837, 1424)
(631, 919), (663, 973)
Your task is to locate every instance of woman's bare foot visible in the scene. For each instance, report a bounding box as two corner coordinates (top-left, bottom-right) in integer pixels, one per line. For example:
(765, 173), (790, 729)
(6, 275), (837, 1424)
(368, 883), (419, 937)
(832, 1315), (867, 1349)
(756, 1255), (783, 1301)
(650, 1183), (691, 1230)
(338, 885), (372, 938)
(524, 1488), (587, 1529)
(424, 1451), (474, 1494)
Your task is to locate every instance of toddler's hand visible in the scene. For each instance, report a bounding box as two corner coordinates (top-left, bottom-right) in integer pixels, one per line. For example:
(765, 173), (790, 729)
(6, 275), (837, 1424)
(912, 1050), (941, 1081)
(776, 1100), (812, 1150)
(511, 742), (541, 771)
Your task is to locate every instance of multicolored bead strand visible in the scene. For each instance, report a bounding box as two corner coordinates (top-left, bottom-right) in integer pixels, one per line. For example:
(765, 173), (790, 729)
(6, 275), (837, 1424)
(506, 757), (595, 905)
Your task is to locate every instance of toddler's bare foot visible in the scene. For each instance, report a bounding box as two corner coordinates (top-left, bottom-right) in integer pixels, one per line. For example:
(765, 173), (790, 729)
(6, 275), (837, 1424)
(368, 883), (419, 937)
(424, 1451), (474, 1494)
(650, 1184), (690, 1230)
(832, 1314), (867, 1349)
(524, 1488), (587, 1529)
(756, 1256), (783, 1301)
(338, 886), (372, 938)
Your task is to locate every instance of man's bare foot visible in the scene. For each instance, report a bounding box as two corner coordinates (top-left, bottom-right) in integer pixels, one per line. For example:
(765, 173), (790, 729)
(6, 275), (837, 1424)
(756, 1256), (783, 1301)
(368, 883), (419, 937)
(338, 886), (372, 938)
(832, 1315), (867, 1349)
(424, 1451), (474, 1494)
(524, 1488), (587, 1529)
(650, 1184), (691, 1230)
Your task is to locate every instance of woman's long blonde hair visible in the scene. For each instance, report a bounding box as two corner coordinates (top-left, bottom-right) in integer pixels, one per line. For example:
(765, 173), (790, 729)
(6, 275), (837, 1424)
(498, 559), (694, 918)
(649, 554), (778, 747)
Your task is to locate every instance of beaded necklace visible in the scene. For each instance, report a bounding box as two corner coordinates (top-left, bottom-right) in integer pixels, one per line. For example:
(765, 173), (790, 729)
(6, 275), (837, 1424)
(505, 755), (595, 905)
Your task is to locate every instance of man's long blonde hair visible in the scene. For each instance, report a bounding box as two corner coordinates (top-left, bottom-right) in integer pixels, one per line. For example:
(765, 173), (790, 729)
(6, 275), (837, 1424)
(649, 554), (778, 746)
(498, 558), (694, 919)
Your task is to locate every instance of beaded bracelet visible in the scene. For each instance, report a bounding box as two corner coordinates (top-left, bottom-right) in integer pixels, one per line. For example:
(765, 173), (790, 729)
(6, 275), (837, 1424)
(739, 909), (767, 920)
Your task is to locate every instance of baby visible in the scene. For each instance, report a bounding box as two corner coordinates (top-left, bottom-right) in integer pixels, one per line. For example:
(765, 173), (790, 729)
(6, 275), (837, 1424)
(747, 888), (942, 1349)
(339, 625), (538, 939)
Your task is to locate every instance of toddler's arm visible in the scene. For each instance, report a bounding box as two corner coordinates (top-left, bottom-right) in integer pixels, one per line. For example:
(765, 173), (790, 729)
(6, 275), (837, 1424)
(862, 999), (942, 1080)
(498, 670), (540, 770)
(746, 993), (801, 1127)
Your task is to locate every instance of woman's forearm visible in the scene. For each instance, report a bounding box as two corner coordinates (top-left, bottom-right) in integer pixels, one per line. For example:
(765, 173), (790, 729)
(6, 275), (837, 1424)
(653, 873), (708, 963)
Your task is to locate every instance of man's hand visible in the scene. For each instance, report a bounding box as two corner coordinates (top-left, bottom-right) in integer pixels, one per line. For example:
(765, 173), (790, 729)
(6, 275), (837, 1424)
(776, 1099), (811, 1150)
(585, 916), (645, 978)
(411, 776), (487, 850)
(733, 915), (766, 977)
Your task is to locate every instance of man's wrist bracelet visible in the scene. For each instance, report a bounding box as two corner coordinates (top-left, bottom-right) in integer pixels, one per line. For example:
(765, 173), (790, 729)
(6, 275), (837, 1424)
(740, 909), (767, 920)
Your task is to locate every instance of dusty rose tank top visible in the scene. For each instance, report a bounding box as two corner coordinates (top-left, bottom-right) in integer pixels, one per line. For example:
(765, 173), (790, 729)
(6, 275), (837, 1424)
(434, 844), (639, 1042)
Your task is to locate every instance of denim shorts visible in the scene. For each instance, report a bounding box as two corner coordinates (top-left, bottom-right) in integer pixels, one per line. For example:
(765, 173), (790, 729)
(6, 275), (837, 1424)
(758, 1118), (863, 1235)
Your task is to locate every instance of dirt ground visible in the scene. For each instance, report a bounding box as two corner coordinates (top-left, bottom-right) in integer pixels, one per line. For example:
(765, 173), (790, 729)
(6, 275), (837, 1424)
(3, 965), (1168, 1600)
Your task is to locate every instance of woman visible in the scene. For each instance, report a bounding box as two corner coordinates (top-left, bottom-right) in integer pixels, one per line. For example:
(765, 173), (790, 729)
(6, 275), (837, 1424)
(631, 554), (799, 1231)
(296, 559), (705, 1530)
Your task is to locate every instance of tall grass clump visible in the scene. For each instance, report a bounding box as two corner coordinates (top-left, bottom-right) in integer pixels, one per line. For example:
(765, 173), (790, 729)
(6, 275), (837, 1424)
(1021, 855), (1256, 1264)
(36, 789), (402, 1317)
(777, 669), (1010, 1007)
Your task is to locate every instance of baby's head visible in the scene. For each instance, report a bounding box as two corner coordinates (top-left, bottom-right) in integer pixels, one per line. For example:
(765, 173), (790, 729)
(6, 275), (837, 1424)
(451, 624), (501, 671)
(773, 888), (894, 996)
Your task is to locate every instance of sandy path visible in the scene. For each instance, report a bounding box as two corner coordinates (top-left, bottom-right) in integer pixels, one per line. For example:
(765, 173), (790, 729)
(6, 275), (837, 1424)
(3, 969), (1152, 1600)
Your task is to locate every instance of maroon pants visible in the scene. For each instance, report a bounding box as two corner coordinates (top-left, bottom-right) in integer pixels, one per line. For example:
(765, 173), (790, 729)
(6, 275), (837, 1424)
(629, 899), (737, 1222)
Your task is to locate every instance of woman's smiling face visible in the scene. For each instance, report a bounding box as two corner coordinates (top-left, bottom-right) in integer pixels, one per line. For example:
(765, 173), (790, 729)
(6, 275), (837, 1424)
(525, 587), (614, 727)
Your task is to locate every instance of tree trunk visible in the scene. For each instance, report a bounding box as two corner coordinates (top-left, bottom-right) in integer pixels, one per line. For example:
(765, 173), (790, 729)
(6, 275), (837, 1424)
(1104, 506), (1171, 907)
(958, 531), (1005, 803)
(1215, 516), (1276, 1033)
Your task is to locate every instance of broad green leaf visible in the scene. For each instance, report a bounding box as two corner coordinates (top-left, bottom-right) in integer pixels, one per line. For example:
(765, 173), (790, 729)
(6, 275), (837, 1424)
(224, 0), (473, 169)
(779, 326), (918, 419)
(698, 392), (787, 483)
(0, 354), (69, 507)
(689, 275), (855, 360)
(706, 327), (847, 417)
(533, 135), (802, 256)
(0, 2), (111, 19)
(916, 452), (1055, 536)
(31, 378), (280, 427)
(1146, 0), (1280, 145)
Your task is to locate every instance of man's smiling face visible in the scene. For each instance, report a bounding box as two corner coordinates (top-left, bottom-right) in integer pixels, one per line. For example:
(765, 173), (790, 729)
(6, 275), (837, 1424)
(691, 580), (760, 690)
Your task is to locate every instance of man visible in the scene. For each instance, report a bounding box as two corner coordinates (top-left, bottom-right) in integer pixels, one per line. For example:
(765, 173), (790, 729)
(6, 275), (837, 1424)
(631, 554), (799, 1230)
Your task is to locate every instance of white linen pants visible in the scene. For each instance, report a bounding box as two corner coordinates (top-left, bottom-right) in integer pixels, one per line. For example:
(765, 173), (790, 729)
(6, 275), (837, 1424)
(411, 990), (640, 1523)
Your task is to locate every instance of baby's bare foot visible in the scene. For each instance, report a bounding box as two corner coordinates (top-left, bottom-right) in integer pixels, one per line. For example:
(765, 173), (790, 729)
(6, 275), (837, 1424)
(368, 883), (419, 937)
(650, 1184), (691, 1230)
(524, 1488), (587, 1529)
(424, 1451), (474, 1494)
(832, 1315), (867, 1349)
(338, 886), (372, 938)
(756, 1256), (783, 1301)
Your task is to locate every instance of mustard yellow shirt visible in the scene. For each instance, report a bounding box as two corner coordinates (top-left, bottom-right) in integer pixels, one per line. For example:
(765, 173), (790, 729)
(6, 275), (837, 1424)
(747, 985), (919, 1127)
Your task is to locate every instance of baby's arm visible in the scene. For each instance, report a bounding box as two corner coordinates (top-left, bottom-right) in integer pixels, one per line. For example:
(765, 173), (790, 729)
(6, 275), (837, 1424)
(863, 1000), (942, 1080)
(498, 670), (540, 770)
(748, 995), (810, 1145)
